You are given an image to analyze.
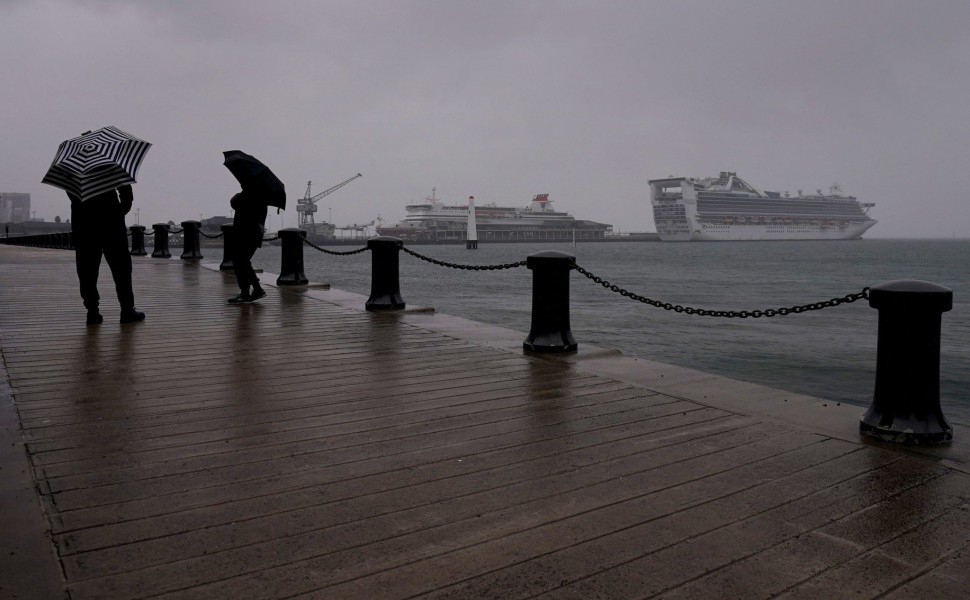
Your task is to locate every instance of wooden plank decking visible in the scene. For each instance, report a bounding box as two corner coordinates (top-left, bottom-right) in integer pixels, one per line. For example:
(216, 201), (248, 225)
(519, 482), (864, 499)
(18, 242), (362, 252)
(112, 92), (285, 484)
(1, 244), (969, 599)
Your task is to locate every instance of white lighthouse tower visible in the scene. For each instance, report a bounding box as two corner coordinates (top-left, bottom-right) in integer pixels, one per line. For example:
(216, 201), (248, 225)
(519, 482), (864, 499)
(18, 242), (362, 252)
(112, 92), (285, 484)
(466, 195), (478, 249)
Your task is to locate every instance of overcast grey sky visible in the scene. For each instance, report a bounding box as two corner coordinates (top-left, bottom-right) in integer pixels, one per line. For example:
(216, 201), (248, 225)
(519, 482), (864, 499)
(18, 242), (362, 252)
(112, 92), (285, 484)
(2, 0), (969, 237)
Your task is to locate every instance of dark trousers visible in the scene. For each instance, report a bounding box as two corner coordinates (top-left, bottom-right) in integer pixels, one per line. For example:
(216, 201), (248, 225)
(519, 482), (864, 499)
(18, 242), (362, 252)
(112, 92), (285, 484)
(72, 222), (134, 311)
(232, 234), (261, 293)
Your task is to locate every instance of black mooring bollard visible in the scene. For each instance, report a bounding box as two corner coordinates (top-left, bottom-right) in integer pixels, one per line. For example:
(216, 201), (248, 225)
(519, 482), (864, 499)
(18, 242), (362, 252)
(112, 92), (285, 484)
(523, 250), (577, 353)
(861, 280), (953, 444)
(180, 220), (203, 260)
(151, 223), (171, 258)
(365, 236), (405, 311)
(129, 225), (147, 256)
(219, 224), (235, 271)
(277, 228), (309, 285)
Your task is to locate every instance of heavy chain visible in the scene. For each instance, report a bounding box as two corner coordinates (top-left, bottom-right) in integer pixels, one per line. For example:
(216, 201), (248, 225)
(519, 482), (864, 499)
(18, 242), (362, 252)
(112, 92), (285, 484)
(143, 230), (155, 236)
(168, 227), (184, 234)
(303, 238), (369, 256)
(401, 246), (527, 270)
(262, 234), (280, 243)
(571, 261), (869, 318)
(199, 230), (224, 239)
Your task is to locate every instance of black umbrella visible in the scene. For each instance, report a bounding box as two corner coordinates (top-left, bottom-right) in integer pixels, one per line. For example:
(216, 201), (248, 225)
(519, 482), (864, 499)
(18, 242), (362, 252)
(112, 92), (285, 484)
(42, 126), (152, 201)
(222, 150), (286, 209)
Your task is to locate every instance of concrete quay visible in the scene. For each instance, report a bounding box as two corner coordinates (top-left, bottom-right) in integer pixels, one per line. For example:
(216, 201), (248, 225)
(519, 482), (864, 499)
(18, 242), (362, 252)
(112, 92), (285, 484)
(1, 244), (968, 599)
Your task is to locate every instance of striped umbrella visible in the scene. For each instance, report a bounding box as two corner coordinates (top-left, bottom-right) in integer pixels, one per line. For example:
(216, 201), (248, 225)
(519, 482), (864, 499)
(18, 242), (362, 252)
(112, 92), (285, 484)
(41, 126), (151, 201)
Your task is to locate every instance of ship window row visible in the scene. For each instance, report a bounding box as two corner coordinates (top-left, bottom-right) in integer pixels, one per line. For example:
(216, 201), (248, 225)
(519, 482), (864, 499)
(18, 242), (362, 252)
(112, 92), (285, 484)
(697, 192), (858, 203)
(696, 201), (867, 217)
(696, 197), (867, 211)
(653, 206), (686, 217)
(697, 198), (867, 211)
(699, 216), (867, 225)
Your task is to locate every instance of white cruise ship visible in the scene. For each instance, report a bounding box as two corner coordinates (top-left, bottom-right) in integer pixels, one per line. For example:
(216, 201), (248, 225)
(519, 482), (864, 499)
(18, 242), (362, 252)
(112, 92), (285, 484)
(377, 189), (612, 243)
(650, 172), (877, 241)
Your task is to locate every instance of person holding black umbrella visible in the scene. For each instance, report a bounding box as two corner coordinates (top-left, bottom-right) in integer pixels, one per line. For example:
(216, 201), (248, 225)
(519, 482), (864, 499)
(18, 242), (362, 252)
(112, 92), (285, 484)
(222, 150), (285, 304)
(227, 187), (268, 303)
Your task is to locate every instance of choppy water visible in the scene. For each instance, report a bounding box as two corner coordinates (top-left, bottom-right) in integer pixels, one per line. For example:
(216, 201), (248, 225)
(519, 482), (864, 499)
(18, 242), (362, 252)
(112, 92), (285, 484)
(253, 239), (970, 425)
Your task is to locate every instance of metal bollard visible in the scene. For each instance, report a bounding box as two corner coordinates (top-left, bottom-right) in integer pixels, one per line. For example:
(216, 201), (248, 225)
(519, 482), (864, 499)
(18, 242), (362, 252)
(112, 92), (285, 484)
(276, 228), (309, 285)
(365, 236), (405, 311)
(219, 224), (235, 271)
(523, 250), (577, 353)
(180, 220), (204, 260)
(151, 223), (171, 258)
(129, 225), (147, 256)
(861, 280), (953, 444)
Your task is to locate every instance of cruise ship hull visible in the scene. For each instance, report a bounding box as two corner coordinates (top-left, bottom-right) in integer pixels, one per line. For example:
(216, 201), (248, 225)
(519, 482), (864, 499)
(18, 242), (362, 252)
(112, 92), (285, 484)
(674, 220), (878, 242)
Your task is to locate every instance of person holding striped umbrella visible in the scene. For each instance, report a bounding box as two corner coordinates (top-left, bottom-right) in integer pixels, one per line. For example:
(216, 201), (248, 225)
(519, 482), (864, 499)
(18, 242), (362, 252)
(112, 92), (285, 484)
(42, 126), (151, 325)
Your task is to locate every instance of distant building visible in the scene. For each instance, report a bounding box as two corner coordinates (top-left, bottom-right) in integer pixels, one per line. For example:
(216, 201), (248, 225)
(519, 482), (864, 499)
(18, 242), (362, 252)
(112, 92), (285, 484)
(201, 216), (233, 232)
(0, 192), (30, 223)
(306, 222), (336, 239)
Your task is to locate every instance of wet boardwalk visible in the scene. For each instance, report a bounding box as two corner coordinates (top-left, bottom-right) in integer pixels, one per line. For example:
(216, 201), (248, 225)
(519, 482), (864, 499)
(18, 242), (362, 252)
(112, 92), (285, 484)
(1, 244), (969, 600)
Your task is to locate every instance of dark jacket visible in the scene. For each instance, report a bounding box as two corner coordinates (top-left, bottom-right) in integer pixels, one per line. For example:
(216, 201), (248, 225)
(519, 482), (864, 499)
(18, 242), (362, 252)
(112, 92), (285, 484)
(69, 185), (132, 241)
(230, 189), (268, 246)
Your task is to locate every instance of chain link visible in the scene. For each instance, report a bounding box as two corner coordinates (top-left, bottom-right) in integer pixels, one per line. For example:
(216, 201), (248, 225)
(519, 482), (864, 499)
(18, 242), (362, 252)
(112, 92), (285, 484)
(401, 246), (527, 270)
(168, 227), (184, 234)
(143, 230), (155, 236)
(571, 261), (869, 318)
(262, 234), (280, 242)
(303, 238), (369, 256)
(199, 230), (224, 239)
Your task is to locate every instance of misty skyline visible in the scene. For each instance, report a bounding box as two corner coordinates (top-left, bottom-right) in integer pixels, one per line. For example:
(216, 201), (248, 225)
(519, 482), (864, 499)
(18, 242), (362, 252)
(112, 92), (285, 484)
(3, 0), (970, 237)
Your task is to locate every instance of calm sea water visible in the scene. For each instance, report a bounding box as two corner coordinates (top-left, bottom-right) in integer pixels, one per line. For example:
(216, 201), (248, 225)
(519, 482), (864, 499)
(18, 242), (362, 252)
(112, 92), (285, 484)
(253, 239), (970, 425)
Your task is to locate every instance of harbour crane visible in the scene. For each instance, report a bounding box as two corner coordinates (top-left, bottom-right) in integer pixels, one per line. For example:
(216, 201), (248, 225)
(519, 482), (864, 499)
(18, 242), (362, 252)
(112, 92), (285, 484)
(297, 173), (363, 228)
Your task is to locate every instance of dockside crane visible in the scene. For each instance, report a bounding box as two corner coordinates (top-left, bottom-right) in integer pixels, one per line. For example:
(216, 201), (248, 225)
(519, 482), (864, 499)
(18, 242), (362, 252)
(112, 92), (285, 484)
(297, 173), (363, 228)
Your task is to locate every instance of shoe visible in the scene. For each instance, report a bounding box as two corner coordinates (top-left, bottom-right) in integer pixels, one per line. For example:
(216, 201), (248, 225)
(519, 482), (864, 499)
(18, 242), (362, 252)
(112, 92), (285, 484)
(228, 293), (252, 304)
(120, 309), (146, 324)
(249, 288), (267, 302)
(86, 311), (103, 325)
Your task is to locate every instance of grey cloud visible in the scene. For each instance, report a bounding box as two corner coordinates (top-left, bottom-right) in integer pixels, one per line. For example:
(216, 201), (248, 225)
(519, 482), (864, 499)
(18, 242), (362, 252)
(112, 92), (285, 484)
(2, 0), (969, 237)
